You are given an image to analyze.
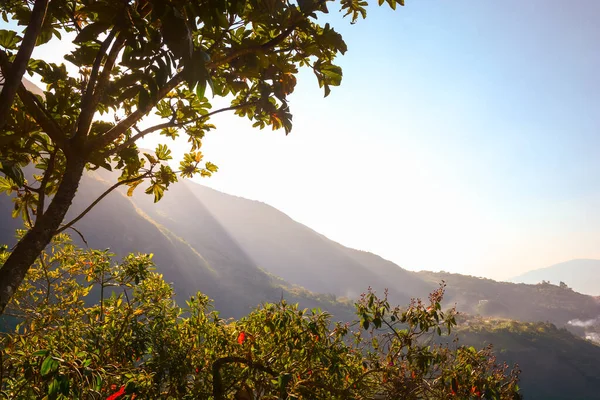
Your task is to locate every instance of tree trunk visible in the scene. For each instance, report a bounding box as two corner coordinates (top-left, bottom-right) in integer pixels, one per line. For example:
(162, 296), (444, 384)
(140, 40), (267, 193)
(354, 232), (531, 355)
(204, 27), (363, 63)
(0, 157), (85, 313)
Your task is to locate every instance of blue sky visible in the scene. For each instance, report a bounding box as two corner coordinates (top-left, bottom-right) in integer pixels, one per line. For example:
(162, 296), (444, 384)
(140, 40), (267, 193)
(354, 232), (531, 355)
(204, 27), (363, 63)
(165, 0), (600, 279)
(17, 1), (600, 279)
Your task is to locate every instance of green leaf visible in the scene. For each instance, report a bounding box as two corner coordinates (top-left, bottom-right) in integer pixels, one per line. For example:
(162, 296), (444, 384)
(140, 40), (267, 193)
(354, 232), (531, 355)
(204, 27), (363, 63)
(35, 29), (53, 46)
(32, 349), (50, 357)
(40, 355), (59, 377)
(74, 22), (111, 43)
(144, 153), (157, 164)
(155, 144), (172, 161)
(145, 183), (165, 202)
(195, 80), (207, 100)
(0, 159), (25, 186)
(205, 161), (218, 173)
(0, 29), (22, 50)
(126, 180), (143, 197)
(48, 378), (60, 397)
(58, 375), (70, 395)
(0, 176), (15, 195)
(278, 373), (292, 399)
(320, 64), (343, 86)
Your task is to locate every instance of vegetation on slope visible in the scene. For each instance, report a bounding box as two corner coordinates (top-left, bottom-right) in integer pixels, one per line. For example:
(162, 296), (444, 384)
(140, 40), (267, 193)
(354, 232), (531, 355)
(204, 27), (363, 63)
(0, 236), (520, 399)
(454, 316), (600, 400)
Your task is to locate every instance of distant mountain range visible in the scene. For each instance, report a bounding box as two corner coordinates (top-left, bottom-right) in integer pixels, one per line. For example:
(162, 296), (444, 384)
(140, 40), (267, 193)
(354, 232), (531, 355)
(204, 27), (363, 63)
(510, 259), (600, 296)
(1, 168), (600, 398)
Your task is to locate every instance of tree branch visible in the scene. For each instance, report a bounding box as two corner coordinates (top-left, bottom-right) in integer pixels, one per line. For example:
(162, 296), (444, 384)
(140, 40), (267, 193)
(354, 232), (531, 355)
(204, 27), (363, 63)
(0, 0), (49, 129)
(56, 172), (151, 234)
(105, 100), (259, 157)
(0, 52), (69, 153)
(88, 19), (299, 154)
(207, 25), (297, 70)
(64, 225), (89, 247)
(36, 148), (57, 221)
(76, 27), (118, 138)
(86, 73), (185, 153)
(76, 32), (125, 141)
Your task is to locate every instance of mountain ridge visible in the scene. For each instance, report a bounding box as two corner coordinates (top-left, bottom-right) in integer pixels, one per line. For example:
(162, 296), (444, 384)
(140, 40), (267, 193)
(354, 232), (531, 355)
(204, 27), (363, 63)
(510, 259), (600, 296)
(2, 169), (599, 325)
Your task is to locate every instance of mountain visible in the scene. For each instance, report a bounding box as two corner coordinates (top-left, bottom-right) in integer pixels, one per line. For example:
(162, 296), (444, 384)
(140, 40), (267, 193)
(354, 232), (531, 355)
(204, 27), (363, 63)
(2, 168), (600, 325)
(2, 169), (600, 398)
(0, 170), (354, 319)
(418, 270), (600, 327)
(183, 182), (433, 303)
(510, 259), (600, 296)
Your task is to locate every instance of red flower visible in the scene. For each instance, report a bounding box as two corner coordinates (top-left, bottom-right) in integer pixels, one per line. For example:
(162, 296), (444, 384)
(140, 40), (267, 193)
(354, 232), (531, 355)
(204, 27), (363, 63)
(237, 331), (246, 344)
(106, 385), (126, 400)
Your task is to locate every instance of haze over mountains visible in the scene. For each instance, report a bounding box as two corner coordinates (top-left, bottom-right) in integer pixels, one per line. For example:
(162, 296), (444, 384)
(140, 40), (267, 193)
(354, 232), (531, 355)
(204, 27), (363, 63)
(2, 168), (600, 322)
(1, 169), (600, 398)
(510, 259), (600, 296)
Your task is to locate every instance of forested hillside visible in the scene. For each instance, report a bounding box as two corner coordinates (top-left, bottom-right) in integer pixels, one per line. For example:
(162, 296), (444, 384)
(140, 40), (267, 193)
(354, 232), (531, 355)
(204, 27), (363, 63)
(455, 317), (600, 400)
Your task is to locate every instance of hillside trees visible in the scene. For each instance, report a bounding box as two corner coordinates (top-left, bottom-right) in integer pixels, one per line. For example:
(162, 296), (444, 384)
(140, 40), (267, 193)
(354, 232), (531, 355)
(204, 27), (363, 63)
(0, 236), (521, 399)
(0, 0), (407, 312)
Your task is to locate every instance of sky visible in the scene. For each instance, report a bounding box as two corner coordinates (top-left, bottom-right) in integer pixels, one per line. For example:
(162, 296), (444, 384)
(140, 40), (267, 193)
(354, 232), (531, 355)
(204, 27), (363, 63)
(18, 0), (600, 279)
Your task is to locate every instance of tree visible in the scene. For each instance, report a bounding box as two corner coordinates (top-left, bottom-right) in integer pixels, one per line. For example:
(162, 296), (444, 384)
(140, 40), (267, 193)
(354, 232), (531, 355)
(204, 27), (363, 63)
(0, 237), (521, 399)
(0, 0), (406, 313)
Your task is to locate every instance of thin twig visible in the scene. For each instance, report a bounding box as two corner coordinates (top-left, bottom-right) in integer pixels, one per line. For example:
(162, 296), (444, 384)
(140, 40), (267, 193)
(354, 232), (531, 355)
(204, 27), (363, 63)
(65, 226), (89, 247)
(56, 172), (151, 234)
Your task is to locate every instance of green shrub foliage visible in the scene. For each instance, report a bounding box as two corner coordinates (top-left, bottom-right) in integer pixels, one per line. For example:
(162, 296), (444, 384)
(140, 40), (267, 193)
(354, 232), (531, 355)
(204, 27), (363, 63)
(0, 236), (520, 399)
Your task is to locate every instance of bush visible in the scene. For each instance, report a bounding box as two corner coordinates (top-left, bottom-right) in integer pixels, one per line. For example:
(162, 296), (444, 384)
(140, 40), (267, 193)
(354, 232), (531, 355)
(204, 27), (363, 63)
(0, 236), (520, 399)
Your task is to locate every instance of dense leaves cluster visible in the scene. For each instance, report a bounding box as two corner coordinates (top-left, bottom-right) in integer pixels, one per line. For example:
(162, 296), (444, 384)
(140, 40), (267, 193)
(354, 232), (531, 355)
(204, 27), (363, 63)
(0, 236), (520, 399)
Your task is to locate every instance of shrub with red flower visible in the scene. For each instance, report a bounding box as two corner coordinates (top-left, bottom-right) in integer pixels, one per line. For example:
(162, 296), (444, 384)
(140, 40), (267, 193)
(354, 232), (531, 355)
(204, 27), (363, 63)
(106, 385), (125, 400)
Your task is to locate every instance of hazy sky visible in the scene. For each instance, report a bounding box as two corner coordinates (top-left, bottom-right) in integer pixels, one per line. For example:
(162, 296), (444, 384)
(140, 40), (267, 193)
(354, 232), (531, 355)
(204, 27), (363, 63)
(23, 1), (600, 279)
